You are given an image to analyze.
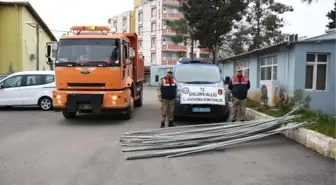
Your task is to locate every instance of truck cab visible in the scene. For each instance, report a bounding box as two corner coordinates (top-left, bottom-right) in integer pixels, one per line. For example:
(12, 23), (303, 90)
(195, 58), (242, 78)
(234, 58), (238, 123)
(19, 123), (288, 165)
(45, 26), (144, 119)
(173, 58), (229, 121)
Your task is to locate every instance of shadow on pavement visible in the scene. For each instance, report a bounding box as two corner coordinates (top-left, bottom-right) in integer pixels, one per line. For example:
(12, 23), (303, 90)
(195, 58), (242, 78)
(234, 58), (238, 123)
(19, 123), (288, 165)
(0, 106), (41, 111)
(57, 112), (131, 126)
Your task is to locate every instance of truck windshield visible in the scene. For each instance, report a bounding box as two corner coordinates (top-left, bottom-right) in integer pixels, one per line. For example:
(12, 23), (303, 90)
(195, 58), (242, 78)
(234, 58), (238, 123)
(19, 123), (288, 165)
(174, 65), (221, 83)
(56, 38), (120, 66)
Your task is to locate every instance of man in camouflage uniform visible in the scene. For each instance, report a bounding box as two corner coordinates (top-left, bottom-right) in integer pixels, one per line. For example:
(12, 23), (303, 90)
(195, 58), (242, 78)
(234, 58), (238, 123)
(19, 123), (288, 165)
(228, 68), (250, 122)
(156, 70), (177, 128)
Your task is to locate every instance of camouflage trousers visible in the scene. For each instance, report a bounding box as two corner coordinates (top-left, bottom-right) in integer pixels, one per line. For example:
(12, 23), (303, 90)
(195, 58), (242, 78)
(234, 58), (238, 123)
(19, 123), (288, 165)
(231, 97), (247, 121)
(161, 99), (175, 122)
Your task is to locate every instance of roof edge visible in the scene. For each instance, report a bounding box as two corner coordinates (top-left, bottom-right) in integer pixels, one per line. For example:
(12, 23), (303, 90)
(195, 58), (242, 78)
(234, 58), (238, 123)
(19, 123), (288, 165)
(219, 42), (291, 62)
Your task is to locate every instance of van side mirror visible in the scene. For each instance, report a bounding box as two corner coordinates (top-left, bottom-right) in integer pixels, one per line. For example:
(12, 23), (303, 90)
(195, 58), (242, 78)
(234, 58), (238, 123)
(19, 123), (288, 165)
(224, 76), (230, 85)
(0, 83), (4, 89)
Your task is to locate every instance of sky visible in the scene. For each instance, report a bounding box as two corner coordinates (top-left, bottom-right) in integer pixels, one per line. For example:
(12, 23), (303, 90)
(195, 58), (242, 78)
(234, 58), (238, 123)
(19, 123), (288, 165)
(3, 0), (335, 39)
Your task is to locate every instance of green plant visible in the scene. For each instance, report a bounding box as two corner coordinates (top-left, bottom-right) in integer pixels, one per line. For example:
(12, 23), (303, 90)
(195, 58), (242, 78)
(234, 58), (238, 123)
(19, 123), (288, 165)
(279, 89), (311, 110)
(290, 89), (311, 109)
(246, 89), (335, 138)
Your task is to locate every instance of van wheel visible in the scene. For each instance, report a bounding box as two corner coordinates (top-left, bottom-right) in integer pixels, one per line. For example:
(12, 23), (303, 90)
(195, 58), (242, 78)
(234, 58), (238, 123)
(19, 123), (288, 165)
(122, 97), (134, 120)
(38, 97), (53, 111)
(218, 106), (230, 122)
(62, 109), (77, 119)
(173, 115), (182, 121)
(134, 84), (143, 107)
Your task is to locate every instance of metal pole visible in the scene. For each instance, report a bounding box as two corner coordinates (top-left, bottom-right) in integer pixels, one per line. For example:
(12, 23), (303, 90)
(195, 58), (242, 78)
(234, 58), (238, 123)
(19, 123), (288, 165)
(36, 24), (40, 70)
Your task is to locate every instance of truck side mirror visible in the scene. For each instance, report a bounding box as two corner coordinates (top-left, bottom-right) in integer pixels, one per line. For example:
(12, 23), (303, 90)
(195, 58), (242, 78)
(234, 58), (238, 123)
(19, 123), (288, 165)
(45, 45), (51, 58)
(45, 41), (57, 65)
(46, 58), (53, 65)
(129, 47), (135, 60)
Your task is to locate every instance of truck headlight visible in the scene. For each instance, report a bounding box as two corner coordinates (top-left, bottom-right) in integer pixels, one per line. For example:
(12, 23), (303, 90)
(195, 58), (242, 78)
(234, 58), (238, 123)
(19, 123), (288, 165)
(111, 95), (117, 101)
(56, 95), (61, 99)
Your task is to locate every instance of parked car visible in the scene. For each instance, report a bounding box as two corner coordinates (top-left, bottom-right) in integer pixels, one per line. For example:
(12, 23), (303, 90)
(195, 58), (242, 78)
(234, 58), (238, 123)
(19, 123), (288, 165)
(0, 71), (55, 110)
(0, 75), (7, 81)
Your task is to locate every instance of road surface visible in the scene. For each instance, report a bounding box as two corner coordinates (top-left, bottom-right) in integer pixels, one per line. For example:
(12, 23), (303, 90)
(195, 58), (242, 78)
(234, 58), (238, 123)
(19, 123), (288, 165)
(0, 86), (335, 185)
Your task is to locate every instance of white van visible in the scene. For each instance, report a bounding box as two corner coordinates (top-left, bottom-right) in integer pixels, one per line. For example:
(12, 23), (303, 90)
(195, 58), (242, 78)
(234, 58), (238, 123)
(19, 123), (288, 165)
(0, 71), (55, 110)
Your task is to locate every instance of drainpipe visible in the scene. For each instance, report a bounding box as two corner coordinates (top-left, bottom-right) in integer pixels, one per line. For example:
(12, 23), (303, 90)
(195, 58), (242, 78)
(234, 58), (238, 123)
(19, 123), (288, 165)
(15, 4), (19, 73)
(36, 24), (40, 70)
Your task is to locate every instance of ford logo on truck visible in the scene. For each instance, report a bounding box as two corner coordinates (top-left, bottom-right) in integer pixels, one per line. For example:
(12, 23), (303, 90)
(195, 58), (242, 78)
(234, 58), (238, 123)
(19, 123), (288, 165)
(81, 70), (91, 74)
(76, 67), (96, 75)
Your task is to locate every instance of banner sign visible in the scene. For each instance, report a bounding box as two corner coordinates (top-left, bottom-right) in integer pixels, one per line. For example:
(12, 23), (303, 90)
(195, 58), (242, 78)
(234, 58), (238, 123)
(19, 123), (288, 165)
(180, 85), (226, 105)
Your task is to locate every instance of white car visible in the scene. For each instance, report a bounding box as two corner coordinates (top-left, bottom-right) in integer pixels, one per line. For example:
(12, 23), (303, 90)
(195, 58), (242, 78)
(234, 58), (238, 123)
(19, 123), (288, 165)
(0, 71), (55, 110)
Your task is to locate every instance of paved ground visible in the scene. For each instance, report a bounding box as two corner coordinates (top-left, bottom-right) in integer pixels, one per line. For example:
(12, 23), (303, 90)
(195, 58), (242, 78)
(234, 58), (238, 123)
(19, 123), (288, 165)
(0, 86), (335, 185)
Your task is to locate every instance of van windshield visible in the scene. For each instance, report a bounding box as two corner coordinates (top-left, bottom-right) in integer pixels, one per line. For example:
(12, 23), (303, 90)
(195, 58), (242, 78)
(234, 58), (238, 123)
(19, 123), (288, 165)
(174, 65), (221, 83)
(56, 38), (120, 66)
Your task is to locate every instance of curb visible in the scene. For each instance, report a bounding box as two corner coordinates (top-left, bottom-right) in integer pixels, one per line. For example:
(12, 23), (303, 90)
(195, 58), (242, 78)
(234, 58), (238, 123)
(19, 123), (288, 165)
(245, 107), (336, 159)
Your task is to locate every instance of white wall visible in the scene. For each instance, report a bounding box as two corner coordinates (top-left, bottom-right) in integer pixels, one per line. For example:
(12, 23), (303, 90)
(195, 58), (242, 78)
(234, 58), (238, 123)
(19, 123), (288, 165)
(156, 0), (163, 66)
(136, 3), (154, 66)
(109, 11), (132, 33)
(150, 65), (173, 86)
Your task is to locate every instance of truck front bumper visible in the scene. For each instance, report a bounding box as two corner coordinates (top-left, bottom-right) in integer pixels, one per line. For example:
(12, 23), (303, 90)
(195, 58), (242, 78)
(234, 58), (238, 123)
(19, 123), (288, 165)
(52, 90), (130, 112)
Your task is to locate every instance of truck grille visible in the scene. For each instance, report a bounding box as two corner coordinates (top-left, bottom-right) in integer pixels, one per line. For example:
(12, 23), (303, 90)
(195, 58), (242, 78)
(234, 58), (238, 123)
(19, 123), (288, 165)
(67, 83), (105, 87)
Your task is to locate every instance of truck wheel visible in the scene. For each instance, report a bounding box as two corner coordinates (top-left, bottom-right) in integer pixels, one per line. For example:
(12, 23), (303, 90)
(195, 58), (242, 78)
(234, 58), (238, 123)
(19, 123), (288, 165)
(62, 109), (77, 119)
(122, 97), (134, 120)
(134, 84), (143, 107)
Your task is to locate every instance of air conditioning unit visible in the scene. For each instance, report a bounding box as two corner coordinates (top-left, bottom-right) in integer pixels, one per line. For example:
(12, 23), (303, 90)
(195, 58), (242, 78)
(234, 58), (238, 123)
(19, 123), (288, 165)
(259, 80), (281, 107)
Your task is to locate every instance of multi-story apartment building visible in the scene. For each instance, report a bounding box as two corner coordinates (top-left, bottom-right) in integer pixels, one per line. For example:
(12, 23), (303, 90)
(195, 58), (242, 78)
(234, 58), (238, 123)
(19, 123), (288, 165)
(108, 0), (211, 66)
(108, 11), (135, 33)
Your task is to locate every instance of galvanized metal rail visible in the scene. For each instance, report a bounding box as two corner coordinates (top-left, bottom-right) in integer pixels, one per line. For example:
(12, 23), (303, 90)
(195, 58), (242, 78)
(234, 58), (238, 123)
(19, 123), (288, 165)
(120, 105), (311, 160)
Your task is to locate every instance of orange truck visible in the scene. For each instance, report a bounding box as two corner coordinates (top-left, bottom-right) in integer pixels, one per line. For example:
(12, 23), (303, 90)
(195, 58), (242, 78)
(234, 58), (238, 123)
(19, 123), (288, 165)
(45, 26), (144, 119)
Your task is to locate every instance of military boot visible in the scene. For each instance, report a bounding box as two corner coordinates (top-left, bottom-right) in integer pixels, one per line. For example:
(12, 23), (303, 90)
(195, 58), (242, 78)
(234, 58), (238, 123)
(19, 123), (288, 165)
(168, 120), (174, 127)
(160, 121), (165, 128)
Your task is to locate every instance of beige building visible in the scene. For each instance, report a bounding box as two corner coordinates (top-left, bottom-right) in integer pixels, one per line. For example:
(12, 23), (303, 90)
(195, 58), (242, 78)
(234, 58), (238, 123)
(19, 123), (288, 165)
(0, 1), (57, 74)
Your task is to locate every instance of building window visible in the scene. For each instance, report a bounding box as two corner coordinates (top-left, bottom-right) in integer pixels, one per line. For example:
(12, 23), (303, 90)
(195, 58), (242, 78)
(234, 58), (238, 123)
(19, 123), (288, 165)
(151, 22), (156, 32)
(151, 53), (156, 64)
(260, 56), (277, 80)
(122, 18), (127, 27)
(151, 8), (157, 18)
(138, 26), (143, 36)
(155, 75), (159, 82)
(235, 60), (249, 78)
(138, 12), (143, 22)
(151, 37), (156, 48)
(305, 53), (328, 91)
